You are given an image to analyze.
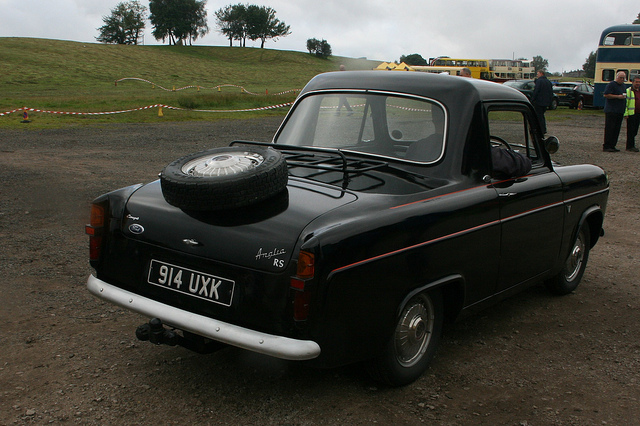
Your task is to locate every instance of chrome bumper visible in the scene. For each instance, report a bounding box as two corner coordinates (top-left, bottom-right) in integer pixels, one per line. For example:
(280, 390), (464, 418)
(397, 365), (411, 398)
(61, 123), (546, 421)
(87, 274), (321, 361)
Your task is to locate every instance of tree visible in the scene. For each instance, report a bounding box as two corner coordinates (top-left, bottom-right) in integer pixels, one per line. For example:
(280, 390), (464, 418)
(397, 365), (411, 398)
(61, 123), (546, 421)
(215, 4), (290, 48)
(215, 4), (247, 46)
(634, 13), (640, 24)
(399, 54), (428, 66)
(96, 1), (146, 45)
(245, 5), (290, 48)
(583, 51), (596, 79)
(149, 0), (209, 46)
(532, 55), (549, 72)
(306, 38), (331, 59)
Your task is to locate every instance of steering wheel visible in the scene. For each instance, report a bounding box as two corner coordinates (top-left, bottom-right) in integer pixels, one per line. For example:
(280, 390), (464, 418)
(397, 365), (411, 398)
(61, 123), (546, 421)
(490, 135), (512, 150)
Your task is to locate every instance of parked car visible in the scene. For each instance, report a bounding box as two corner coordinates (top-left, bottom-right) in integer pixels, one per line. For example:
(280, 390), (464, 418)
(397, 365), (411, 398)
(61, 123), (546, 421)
(503, 79), (559, 109)
(86, 71), (608, 386)
(553, 82), (595, 109)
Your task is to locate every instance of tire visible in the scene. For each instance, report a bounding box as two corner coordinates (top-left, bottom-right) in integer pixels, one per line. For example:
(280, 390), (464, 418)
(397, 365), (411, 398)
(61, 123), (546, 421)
(367, 290), (443, 387)
(545, 222), (591, 295)
(160, 146), (288, 211)
(549, 98), (558, 110)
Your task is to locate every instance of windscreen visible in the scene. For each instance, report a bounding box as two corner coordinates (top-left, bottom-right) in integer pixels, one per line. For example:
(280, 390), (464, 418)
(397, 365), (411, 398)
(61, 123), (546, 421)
(275, 92), (446, 163)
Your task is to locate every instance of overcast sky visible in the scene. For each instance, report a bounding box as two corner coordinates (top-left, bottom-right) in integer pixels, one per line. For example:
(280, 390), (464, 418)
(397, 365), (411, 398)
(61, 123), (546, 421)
(1, 0), (638, 73)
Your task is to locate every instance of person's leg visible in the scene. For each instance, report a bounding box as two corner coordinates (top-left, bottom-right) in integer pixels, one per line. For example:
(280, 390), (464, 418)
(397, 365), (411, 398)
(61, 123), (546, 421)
(604, 113), (622, 151)
(604, 114), (615, 149)
(612, 113), (624, 149)
(626, 115), (640, 150)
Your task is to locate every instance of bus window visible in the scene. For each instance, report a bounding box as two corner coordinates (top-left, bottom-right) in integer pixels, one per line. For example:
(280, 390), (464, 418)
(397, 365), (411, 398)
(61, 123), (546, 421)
(604, 32), (632, 46)
(602, 69), (616, 81)
(634, 33), (640, 45)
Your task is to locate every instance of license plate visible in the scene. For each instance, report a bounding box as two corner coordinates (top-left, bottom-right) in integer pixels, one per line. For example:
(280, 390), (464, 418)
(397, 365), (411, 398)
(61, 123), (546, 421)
(147, 260), (235, 307)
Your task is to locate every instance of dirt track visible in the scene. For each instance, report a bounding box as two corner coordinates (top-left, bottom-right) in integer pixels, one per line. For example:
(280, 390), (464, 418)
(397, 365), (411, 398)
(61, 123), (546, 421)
(1, 113), (639, 425)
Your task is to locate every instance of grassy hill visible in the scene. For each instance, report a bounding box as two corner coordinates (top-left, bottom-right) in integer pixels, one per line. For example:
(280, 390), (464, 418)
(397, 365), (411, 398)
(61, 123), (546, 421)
(0, 37), (380, 126)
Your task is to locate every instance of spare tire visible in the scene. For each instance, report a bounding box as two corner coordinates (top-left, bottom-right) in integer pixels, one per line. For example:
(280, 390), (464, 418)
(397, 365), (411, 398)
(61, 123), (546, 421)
(160, 146), (288, 211)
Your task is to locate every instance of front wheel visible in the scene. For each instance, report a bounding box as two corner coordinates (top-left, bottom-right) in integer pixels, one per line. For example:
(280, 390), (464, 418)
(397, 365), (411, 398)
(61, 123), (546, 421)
(549, 98), (558, 110)
(366, 290), (443, 387)
(545, 223), (591, 295)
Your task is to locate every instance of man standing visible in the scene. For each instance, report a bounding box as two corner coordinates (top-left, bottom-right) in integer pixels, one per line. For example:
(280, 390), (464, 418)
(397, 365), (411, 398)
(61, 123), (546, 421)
(531, 70), (553, 135)
(603, 71), (628, 152)
(624, 76), (640, 152)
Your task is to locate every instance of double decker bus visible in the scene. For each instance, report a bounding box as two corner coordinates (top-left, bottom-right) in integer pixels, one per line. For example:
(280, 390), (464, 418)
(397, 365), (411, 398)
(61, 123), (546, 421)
(428, 57), (492, 79)
(489, 59), (536, 82)
(594, 24), (640, 107)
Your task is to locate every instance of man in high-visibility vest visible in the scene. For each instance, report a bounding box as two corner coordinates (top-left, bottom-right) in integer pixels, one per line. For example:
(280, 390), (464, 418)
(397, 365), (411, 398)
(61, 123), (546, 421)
(624, 75), (640, 152)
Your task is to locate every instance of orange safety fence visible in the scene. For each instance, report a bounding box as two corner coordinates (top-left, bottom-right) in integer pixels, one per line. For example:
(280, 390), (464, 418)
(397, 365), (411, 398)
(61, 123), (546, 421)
(1, 103), (294, 118)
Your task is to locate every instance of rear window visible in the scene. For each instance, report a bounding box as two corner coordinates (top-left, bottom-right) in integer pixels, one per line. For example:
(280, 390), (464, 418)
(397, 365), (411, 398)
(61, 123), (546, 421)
(275, 93), (447, 163)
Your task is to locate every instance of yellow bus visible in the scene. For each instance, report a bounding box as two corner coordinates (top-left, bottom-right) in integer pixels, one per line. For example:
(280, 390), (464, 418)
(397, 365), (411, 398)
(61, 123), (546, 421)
(429, 57), (491, 79)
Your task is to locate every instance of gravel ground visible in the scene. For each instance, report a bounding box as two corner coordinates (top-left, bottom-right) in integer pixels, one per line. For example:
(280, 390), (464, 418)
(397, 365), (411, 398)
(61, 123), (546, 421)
(0, 113), (639, 425)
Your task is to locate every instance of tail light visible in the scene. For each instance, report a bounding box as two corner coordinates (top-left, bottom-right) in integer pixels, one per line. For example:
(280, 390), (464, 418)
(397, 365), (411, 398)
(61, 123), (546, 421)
(291, 251), (314, 321)
(85, 204), (105, 261)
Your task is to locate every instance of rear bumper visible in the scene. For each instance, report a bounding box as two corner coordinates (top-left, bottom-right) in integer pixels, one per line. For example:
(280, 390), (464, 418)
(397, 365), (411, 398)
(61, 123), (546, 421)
(87, 274), (321, 361)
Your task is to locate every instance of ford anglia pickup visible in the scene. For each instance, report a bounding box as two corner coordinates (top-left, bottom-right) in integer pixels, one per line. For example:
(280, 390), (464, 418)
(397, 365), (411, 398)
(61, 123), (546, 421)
(86, 71), (609, 386)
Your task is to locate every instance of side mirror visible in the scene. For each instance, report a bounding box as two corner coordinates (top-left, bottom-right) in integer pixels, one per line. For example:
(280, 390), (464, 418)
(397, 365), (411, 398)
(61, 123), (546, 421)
(544, 136), (559, 154)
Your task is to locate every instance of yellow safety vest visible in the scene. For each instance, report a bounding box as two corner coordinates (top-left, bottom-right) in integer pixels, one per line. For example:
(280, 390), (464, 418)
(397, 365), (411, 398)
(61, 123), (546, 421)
(625, 87), (636, 116)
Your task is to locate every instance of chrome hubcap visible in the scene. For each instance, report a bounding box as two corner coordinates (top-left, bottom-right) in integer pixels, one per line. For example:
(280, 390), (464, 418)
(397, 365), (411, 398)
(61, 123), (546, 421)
(181, 151), (264, 177)
(565, 231), (585, 282)
(394, 296), (434, 367)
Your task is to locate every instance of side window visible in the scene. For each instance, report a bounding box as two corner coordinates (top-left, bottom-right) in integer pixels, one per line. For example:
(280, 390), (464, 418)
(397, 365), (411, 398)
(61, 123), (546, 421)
(602, 69), (616, 82)
(487, 109), (542, 167)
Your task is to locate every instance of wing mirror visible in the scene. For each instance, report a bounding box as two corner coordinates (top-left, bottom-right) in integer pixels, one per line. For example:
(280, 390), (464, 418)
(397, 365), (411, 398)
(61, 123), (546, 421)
(544, 136), (559, 154)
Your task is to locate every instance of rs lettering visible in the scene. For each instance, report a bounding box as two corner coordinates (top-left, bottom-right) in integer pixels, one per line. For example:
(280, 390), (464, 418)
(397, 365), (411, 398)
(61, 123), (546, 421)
(273, 259), (284, 268)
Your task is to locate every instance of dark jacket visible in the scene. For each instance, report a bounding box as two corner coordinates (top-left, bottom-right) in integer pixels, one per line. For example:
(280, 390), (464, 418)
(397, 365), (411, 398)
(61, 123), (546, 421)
(491, 147), (532, 178)
(532, 75), (553, 107)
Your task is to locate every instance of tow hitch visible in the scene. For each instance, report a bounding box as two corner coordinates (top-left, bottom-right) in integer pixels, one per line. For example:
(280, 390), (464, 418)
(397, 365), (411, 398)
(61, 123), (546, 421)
(135, 318), (225, 354)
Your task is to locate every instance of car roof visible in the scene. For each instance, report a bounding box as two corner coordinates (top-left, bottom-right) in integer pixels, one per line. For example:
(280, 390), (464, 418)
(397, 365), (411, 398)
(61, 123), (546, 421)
(299, 71), (529, 105)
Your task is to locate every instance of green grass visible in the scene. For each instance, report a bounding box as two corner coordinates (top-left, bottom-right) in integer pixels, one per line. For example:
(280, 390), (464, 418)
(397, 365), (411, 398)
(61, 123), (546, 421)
(0, 37), (379, 128)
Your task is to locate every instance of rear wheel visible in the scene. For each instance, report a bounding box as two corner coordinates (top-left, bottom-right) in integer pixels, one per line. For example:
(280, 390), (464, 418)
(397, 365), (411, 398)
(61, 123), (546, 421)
(545, 223), (590, 295)
(549, 98), (558, 110)
(367, 290), (443, 387)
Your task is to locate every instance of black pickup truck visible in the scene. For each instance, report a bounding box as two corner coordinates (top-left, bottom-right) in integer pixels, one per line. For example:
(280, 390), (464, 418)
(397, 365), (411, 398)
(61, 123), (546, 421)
(86, 71), (609, 386)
